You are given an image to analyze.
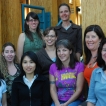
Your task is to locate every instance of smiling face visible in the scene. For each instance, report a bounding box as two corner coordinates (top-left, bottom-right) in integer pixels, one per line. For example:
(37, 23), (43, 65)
(22, 56), (36, 75)
(101, 43), (106, 63)
(26, 16), (39, 31)
(44, 30), (57, 46)
(2, 46), (15, 63)
(59, 5), (70, 21)
(57, 45), (72, 64)
(85, 31), (101, 51)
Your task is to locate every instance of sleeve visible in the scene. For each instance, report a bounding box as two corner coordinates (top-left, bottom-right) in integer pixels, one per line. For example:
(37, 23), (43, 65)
(76, 62), (85, 75)
(1, 80), (7, 93)
(86, 69), (97, 104)
(42, 79), (51, 106)
(49, 64), (55, 76)
(11, 81), (19, 106)
(76, 27), (82, 55)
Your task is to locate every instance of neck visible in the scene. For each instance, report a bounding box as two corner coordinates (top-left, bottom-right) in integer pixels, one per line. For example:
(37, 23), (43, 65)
(62, 59), (70, 68)
(25, 73), (34, 81)
(29, 29), (36, 33)
(91, 49), (98, 58)
(62, 21), (71, 27)
(45, 45), (56, 51)
(7, 61), (14, 67)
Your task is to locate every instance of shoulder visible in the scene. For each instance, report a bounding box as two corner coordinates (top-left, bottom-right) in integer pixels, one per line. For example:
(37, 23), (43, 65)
(1, 79), (6, 85)
(36, 48), (45, 56)
(36, 75), (48, 82)
(50, 63), (57, 68)
(75, 62), (85, 72)
(71, 22), (81, 29)
(76, 62), (84, 67)
(19, 33), (25, 38)
(18, 33), (25, 43)
(13, 76), (22, 83)
(92, 67), (103, 75)
(55, 24), (62, 30)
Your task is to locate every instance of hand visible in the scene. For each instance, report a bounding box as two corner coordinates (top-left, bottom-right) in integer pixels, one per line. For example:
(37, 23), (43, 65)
(60, 102), (68, 106)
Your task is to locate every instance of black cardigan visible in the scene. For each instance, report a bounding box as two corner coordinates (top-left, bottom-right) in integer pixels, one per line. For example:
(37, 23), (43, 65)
(11, 75), (50, 106)
(36, 48), (55, 77)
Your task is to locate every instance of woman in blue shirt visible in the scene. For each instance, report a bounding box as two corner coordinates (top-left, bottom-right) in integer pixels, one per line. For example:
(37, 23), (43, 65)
(87, 38), (106, 106)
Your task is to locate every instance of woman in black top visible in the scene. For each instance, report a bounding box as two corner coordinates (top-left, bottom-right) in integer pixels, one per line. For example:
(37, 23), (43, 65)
(11, 51), (50, 106)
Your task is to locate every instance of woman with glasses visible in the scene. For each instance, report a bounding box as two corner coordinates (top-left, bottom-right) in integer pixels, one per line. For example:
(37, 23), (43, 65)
(36, 27), (57, 105)
(17, 12), (43, 62)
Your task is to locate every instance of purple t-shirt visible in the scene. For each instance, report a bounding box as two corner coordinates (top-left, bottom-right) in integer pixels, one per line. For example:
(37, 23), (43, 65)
(49, 62), (84, 101)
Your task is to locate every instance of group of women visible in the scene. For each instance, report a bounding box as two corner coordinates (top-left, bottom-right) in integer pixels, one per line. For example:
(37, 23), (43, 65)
(0, 2), (106, 106)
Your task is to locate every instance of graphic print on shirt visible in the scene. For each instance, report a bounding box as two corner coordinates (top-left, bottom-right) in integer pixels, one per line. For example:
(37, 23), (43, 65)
(54, 69), (77, 101)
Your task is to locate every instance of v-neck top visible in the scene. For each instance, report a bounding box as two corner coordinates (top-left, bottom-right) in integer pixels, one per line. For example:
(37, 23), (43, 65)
(36, 48), (56, 77)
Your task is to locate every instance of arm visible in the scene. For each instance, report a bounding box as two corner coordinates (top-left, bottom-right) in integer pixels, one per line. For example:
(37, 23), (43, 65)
(2, 93), (7, 106)
(86, 69), (97, 106)
(76, 52), (81, 61)
(42, 80), (51, 106)
(17, 33), (25, 63)
(11, 82), (19, 106)
(49, 74), (61, 106)
(64, 72), (84, 106)
(87, 102), (95, 106)
(76, 27), (82, 59)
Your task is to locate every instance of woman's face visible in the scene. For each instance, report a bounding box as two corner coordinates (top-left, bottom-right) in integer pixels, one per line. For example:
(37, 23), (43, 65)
(57, 45), (71, 63)
(85, 31), (101, 51)
(22, 56), (36, 75)
(44, 30), (57, 46)
(59, 5), (70, 21)
(26, 16), (39, 31)
(2, 46), (15, 62)
(101, 43), (106, 63)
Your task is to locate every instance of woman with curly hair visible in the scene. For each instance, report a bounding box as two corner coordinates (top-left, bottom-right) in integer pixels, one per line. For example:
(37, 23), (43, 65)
(0, 42), (20, 106)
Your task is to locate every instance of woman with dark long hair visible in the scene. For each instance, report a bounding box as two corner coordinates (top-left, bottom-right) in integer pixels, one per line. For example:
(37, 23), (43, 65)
(11, 51), (50, 106)
(87, 38), (106, 106)
(17, 12), (43, 62)
(49, 39), (84, 106)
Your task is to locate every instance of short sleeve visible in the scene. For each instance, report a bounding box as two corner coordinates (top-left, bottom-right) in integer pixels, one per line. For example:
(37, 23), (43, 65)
(49, 63), (57, 76)
(1, 80), (7, 93)
(76, 62), (84, 75)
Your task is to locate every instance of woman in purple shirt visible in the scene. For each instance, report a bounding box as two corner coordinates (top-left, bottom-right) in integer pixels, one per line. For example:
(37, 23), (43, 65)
(49, 39), (84, 106)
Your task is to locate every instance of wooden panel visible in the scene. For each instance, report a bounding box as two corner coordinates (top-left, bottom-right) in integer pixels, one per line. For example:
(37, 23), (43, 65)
(30, 0), (58, 26)
(81, 0), (106, 36)
(1, 0), (22, 49)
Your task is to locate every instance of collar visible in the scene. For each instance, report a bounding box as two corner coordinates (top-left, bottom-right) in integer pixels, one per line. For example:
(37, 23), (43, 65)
(96, 67), (103, 73)
(55, 21), (79, 30)
(23, 75), (37, 83)
(14, 74), (47, 83)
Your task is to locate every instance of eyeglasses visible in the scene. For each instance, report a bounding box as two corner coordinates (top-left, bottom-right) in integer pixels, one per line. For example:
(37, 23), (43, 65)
(28, 19), (37, 22)
(45, 35), (56, 38)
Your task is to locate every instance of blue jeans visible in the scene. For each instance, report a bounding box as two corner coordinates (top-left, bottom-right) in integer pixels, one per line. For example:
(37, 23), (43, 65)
(51, 100), (82, 106)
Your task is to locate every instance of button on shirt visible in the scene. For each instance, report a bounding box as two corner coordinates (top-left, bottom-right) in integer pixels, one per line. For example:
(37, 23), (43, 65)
(23, 75), (37, 89)
(87, 67), (106, 106)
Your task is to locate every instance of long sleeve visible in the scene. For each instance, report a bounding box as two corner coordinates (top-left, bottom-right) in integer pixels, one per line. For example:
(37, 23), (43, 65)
(42, 80), (51, 106)
(76, 27), (82, 55)
(11, 82), (19, 106)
